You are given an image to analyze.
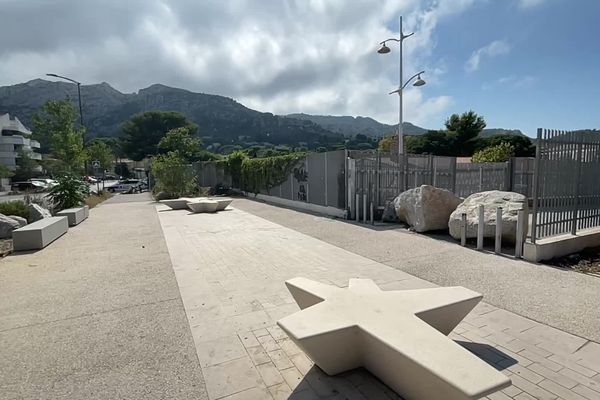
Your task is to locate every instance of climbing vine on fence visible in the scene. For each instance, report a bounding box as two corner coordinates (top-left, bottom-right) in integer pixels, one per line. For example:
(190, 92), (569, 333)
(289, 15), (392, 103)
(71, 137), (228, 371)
(240, 153), (305, 194)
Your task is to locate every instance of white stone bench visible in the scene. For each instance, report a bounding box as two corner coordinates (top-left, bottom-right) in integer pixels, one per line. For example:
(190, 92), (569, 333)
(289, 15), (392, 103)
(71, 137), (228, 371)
(56, 206), (89, 226)
(12, 216), (69, 251)
(160, 199), (191, 210)
(187, 200), (219, 213)
(212, 198), (232, 211)
(278, 277), (511, 400)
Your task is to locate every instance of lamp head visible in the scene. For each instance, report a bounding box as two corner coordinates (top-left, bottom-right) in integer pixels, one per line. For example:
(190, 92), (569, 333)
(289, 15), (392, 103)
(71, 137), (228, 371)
(413, 74), (426, 87)
(377, 43), (391, 54)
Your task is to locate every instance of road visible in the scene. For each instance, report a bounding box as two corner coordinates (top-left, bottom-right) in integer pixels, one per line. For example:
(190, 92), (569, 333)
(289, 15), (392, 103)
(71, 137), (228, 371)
(0, 180), (120, 203)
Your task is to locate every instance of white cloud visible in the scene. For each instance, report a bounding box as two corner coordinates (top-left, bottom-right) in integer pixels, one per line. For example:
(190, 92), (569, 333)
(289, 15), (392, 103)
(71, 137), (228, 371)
(465, 40), (511, 72)
(0, 0), (477, 128)
(482, 75), (539, 90)
(517, 0), (547, 10)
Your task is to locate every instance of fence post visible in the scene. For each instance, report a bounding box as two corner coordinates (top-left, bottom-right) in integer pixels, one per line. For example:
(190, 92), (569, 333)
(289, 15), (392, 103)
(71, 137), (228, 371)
(495, 207), (503, 254)
(363, 193), (367, 223)
(324, 152), (329, 206)
(460, 213), (467, 247)
(572, 132), (584, 235)
(355, 193), (360, 222)
(530, 128), (543, 244)
(515, 209), (525, 258)
(506, 157), (515, 192)
(403, 154), (409, 191)
(451, 157), (457, 194)
(376, 151), (381, 209)
(370, 202), (374, 225)
(477, 204), (485, 250)
(479, 165), (484, 191)
(432, 155), (437, 187)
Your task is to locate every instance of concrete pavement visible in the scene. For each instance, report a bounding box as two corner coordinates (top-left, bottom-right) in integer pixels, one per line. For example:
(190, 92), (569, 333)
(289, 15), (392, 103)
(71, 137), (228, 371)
(158, 201), (600, 400)
(0, 193), (207, 400)
(234, 198), (600, 344)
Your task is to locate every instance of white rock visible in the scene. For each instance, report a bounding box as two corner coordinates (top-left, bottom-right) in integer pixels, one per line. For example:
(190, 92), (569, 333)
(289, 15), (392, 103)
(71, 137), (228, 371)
(7, 215), (27, 227)
(28, 204), (52, 222)
(448, 190), (528, 243)
(393, 185), (462, 232)
(0, 214), (21, 239)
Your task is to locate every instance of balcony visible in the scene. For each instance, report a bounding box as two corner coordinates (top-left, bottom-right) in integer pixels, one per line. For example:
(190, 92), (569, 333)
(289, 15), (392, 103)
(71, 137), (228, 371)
(30, 140), (41, 148)
(0, 136), (26, 146)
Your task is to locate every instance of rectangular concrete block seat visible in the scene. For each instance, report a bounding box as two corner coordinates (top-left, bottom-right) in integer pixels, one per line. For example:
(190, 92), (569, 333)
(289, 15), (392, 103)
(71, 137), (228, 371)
(278, 277), (511, 400)
(12, 216), (69, 251)
(56, 205), (89, 226)
(187, 200), (219, 213)
(159, 199), (190, 210)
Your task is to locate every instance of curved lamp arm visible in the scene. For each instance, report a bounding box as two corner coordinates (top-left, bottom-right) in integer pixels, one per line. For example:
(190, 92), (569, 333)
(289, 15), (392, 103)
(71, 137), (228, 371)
(46, 73), (80, 85)
(401, 70), (425, 90)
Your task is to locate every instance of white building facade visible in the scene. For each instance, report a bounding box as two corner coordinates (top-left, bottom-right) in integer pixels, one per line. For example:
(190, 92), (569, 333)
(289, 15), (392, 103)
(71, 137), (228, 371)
(0, 113), (41, 171)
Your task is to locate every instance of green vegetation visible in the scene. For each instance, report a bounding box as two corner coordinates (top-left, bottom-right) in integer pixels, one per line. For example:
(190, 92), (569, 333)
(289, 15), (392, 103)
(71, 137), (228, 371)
(13, 149), (39, 181)
(122, 111), (198, 161)
(0, 200), (29, 221)
(32, 99), (85, 173)
(48, 174), (89, 211)
(240, 153), (305, 194)
(85, 139), (114, 173)
(85, 191), (112, 209)
(151, 151), (197, 197)
(0, 164), (14, 179)
(472, 143), (515, 163)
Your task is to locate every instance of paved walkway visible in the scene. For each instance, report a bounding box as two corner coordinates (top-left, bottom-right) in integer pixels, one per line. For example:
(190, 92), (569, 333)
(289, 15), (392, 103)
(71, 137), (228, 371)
(158, 201), (600, 400)
(234, 199), (600, 343)
(0, 194), (207, 400)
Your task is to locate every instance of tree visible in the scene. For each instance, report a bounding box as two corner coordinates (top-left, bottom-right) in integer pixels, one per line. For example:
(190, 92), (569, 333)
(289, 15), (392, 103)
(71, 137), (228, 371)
(122, 111), (197, 161)
(85, 139), (114, 173)
(445, 111), (486, 156)
(472, 143), (514, 163)
(151, 151), (197, 197)
(481, 135), (535, 157)
(13, 149), (39, 181)
(378, 135), (395, 152)
(32, 99), (85, 172)
(0, 164), (14, 179)
(158, 127), (203, 161)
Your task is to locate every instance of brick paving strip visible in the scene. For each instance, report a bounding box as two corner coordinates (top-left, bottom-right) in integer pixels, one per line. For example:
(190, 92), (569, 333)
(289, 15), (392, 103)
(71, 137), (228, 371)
(158, 204), (600, 400)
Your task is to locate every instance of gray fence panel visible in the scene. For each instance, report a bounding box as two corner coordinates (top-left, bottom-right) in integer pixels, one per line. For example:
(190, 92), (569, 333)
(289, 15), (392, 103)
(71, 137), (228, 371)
(325, 150), (346, 208)
(307, 153), (326, 206)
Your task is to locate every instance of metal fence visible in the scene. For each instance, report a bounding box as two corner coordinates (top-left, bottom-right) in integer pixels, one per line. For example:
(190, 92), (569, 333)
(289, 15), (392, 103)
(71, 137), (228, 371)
(194, 150), (347, 209)
(531, 129), (600, 242)
(348, 151), (535, 219)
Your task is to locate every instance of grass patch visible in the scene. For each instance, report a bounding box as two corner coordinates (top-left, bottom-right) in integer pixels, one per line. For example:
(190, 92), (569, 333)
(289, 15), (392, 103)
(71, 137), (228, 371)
(85, 192), (113, 209)
(0, 200), (29, 220)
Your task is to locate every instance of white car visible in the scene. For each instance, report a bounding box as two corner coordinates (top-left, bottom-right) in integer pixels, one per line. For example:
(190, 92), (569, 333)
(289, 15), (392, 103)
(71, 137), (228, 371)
(30, 178), (59, 189)
(107, 179), (142, 193)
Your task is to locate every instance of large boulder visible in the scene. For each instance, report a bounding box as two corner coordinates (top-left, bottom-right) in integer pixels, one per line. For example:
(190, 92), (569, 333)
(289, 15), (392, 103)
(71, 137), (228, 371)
(28, 203), (51, 222)
(448, 191), (528, 243)
(7, 215), (27, 228)
(393, 185), (462, 232)
(0, 214), (21, 239)
(381, 200), (400, 222)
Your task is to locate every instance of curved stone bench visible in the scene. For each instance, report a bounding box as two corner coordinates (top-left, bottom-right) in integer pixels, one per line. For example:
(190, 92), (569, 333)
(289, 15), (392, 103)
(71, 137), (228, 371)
(12, 216), (69, 251)
(187, 200), (219, 213)
(56, 205), (89, 226)
(278, 277), (511, 400)
(212, 198), (232, 211)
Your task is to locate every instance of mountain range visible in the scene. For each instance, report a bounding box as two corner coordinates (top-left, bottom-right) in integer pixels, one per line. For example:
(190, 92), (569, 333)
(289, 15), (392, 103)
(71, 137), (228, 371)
(0, 79), (525, 148)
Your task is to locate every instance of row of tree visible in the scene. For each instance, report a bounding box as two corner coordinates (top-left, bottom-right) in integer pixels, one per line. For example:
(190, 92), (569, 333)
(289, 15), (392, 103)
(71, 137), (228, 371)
(378, 111), (535, 161)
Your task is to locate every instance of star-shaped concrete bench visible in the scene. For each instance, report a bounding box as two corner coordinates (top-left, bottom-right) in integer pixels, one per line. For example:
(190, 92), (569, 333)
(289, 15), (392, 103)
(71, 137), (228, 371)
(277, 278), (511, 400)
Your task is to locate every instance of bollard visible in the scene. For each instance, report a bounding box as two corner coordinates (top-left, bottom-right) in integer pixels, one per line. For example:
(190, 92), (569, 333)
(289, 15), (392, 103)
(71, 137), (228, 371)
(477, 204), (485, 250)
(355, 194), (360, 222)
(495, 207), (503, 254)
(370, 202), (374, 225)
(460, 213), (467, 247)
(515, 209), (525, 258)
(363, 193), (367, 224)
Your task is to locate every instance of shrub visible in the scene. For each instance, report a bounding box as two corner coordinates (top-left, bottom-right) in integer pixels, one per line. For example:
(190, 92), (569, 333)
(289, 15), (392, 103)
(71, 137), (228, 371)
(0, 200), (29, 220)
(472, 142), (514, 163)
(240, 153), (305, 194)
(151, 151), (197, 197)
(48, 174), (89, 211)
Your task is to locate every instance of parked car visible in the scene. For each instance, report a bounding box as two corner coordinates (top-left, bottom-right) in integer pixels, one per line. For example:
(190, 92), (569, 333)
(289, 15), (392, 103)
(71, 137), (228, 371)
(11, 181), (46, 193)
(83, 176), (99, 184)
(106, 179), (142, 193)
(30, 178), (59, 189)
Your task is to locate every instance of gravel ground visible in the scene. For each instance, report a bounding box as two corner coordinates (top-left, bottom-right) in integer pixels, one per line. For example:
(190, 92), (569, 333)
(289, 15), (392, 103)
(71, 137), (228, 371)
(233, 198), (600, 343)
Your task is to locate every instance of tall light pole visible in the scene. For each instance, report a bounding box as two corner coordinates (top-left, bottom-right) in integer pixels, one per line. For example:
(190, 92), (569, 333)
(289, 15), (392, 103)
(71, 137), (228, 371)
(46, 73), (85, 134)
(378, 16), (426, 155)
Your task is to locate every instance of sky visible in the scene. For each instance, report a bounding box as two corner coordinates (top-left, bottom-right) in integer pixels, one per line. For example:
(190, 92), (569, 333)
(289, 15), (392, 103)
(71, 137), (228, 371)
(0, 0), (598, 137)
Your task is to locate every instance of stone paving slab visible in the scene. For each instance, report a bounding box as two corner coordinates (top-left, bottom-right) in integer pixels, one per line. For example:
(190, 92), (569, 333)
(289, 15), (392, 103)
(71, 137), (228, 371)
(0, 195), (207, 400)
(158, 204), (600, 400)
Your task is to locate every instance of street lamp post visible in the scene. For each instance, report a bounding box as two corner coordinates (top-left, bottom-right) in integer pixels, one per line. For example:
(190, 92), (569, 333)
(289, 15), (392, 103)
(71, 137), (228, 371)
(46, 73), (84, 133)
(378, 16), (426, 156)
